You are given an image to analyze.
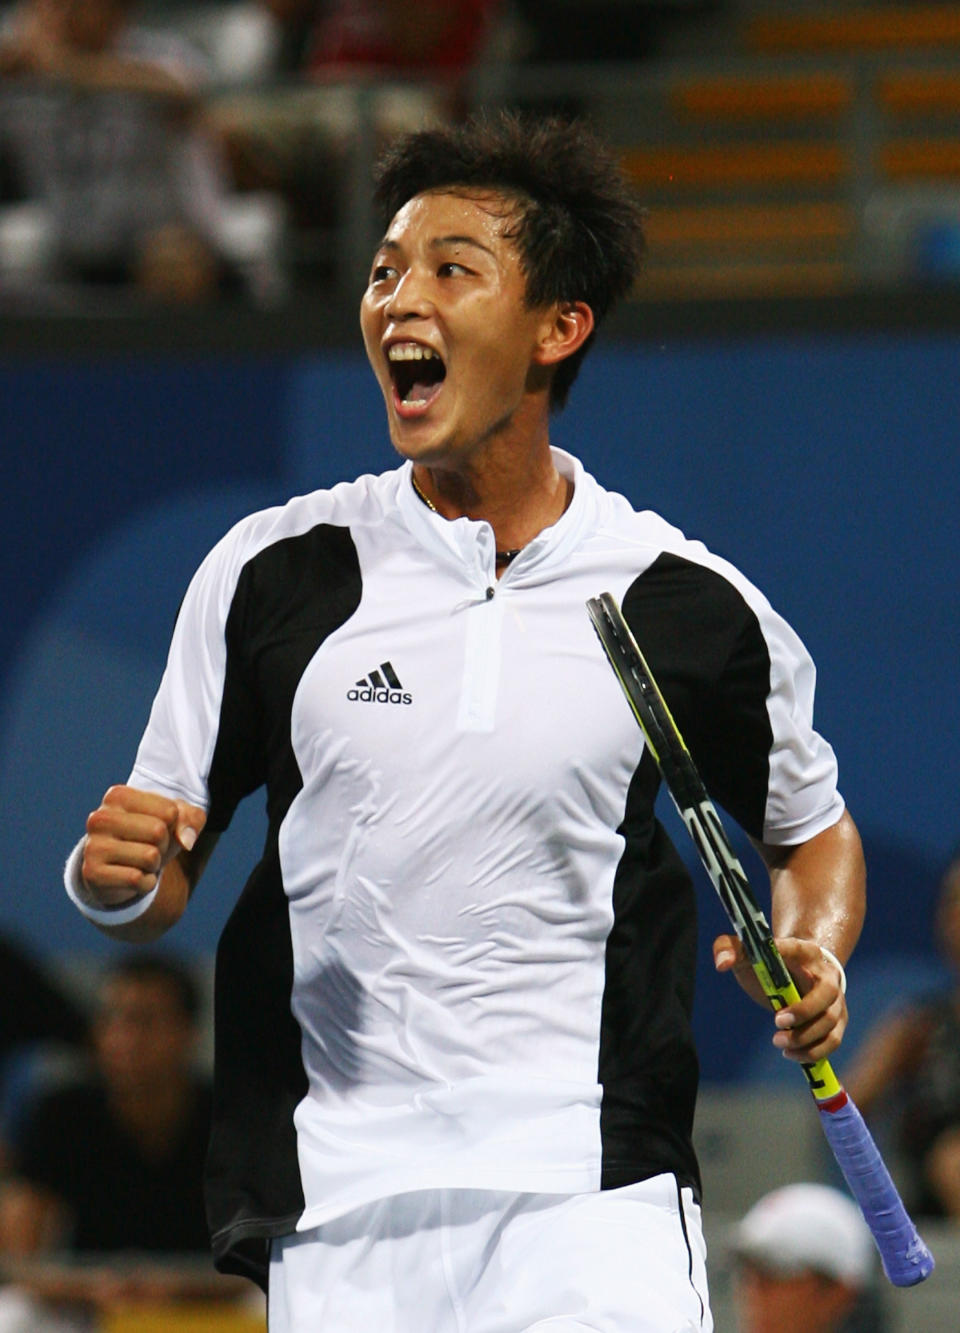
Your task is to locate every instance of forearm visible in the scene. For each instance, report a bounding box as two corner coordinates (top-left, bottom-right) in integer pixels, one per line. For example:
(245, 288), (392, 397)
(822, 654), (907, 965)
(841, 1009), (923, 1112)
(38, 48), (198, 109)
(736, 808), (868, 1063)
(77, 53), (195, 102)
(764, 809), (866, 964)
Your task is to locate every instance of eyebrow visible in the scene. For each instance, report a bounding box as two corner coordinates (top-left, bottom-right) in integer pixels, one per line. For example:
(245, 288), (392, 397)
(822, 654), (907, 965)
(376, 234), (497, 259)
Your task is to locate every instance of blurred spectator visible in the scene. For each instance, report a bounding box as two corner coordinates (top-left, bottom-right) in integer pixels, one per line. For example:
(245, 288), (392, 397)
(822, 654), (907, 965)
(0, 0), (287, 306)
(0, 952), (246, 1330)
(729, 1183), (884, 1333)
(0, 933), (88, 1174)
(305, 0), (500, 80)
(202, 0), (319, 88)
(205, 0), (500, 88)
(843, 850), (960, 1220)
(206, 0), (501, 269)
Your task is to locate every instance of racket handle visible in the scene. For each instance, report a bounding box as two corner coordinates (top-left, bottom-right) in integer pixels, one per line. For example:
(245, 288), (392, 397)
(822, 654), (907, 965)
(817, 1093), (934, 1286)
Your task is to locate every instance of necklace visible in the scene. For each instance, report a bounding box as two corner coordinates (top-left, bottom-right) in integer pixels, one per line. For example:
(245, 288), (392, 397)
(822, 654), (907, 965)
(410, 472), (438, 512)
(411, 473), (523, 566)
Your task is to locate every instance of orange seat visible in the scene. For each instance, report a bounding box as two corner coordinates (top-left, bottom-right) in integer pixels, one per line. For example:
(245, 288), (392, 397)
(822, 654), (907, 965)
(745, 5), (960, 54)
(621, 142), (847, 191)
(880, 137), (960, 179)
(879, 70), (960, 115)
(671, 74), (852, 122)
(635, 257), (852, 301)
(643, 201), (853, 249)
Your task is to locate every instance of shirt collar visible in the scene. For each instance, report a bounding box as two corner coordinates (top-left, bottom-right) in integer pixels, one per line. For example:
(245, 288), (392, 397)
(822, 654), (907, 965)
(394, 448), (599, 585)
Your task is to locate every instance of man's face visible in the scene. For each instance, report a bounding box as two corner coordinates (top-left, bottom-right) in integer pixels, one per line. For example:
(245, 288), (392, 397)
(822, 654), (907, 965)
(360, 188), (556, 470)
(734, 1263), (855, 1333)
(94, 976), (195, 1092)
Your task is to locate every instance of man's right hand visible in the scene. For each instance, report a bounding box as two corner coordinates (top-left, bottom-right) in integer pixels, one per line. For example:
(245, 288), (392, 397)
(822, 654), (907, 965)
(81, 786), (207, 909)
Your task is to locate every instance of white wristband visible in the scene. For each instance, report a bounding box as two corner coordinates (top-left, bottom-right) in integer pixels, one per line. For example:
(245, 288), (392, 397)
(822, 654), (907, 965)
(819, 944), (847, 995)
(64, 838), (159, 927)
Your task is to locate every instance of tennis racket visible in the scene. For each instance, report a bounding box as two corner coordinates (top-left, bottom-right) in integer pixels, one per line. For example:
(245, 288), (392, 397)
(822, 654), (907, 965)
(586, 590), (934, 1288)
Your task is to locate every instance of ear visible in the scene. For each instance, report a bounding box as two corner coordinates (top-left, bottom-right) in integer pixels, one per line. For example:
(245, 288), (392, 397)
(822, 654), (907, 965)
(532, 301), (595, 368)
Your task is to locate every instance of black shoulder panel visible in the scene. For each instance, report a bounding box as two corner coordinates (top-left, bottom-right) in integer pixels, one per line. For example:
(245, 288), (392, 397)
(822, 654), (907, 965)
(204, 523), (362, 1290)
(622, 551), (774, 840)
(599, 552), (775, 1198)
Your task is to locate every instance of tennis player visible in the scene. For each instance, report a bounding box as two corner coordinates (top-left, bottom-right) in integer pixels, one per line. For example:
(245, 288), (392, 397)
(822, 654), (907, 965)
(66, 111), (866, 1332)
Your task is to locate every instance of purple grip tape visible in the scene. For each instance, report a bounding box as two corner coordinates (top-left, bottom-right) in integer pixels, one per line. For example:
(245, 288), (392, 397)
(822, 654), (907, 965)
(818, 1095), (934, 1286)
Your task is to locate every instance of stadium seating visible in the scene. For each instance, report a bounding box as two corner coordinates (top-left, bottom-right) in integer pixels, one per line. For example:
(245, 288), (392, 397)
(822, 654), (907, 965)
(561, 3), (960, 299)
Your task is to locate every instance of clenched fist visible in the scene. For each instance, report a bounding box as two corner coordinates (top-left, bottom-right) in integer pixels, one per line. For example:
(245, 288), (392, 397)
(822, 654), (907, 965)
(81, 785), (207, 909)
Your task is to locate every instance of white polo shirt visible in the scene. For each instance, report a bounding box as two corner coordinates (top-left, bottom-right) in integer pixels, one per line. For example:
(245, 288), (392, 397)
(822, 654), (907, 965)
(70, 448), (843, 1288)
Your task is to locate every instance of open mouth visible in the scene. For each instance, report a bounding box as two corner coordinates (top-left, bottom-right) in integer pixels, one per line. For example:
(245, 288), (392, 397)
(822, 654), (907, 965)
(387, 343), (446, 410)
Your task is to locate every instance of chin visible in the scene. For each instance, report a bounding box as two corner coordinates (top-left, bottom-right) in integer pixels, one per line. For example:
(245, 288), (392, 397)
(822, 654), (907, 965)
(389, 421), (454, 464)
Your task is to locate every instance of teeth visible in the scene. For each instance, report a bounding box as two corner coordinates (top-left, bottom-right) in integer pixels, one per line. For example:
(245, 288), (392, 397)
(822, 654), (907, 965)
(388, 344), (437, 362)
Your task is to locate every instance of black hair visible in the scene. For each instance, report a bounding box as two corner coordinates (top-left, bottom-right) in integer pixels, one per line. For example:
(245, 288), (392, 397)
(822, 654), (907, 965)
(101, 952), (201, 1024)
(372, 109), (646, 410)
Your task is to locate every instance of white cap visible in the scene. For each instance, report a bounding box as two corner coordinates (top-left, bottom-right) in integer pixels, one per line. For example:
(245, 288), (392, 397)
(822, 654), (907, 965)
(730, 1184), (875, 1288)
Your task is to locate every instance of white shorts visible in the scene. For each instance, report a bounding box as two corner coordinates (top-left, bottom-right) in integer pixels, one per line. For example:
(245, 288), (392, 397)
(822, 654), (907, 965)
(268, 1174), (712, 1333)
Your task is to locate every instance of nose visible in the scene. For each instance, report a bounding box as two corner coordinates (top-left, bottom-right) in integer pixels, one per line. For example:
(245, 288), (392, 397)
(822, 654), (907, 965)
(385, 266), (433, 322)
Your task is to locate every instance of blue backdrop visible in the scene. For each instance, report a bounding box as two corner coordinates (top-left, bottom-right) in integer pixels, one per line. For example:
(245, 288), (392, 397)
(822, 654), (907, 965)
(2, 331), (957, 1081)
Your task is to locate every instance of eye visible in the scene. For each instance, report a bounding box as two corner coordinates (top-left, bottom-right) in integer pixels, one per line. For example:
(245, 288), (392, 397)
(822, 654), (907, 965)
(370, 264), (397, 284)
(438, 261), (470, 277)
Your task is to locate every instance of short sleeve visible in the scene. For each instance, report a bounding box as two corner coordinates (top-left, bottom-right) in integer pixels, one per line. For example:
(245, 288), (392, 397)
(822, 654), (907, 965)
(129, 522), (263, 831)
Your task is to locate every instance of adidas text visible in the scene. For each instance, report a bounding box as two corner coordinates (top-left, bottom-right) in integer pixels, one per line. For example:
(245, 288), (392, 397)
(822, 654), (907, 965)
(347, 686), (413, 705)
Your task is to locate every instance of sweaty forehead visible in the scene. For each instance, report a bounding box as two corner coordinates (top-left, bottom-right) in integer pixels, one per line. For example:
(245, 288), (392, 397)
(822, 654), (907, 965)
(384, 188), (524, 248)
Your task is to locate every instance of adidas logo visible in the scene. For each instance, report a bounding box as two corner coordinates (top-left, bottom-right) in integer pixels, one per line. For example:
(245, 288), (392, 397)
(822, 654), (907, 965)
(347, 661), (413, 705)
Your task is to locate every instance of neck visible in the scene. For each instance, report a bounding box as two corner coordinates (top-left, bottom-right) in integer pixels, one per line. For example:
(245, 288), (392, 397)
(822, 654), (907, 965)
(108, 1075), (193, 1154)
(411, 439), (571, 557)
